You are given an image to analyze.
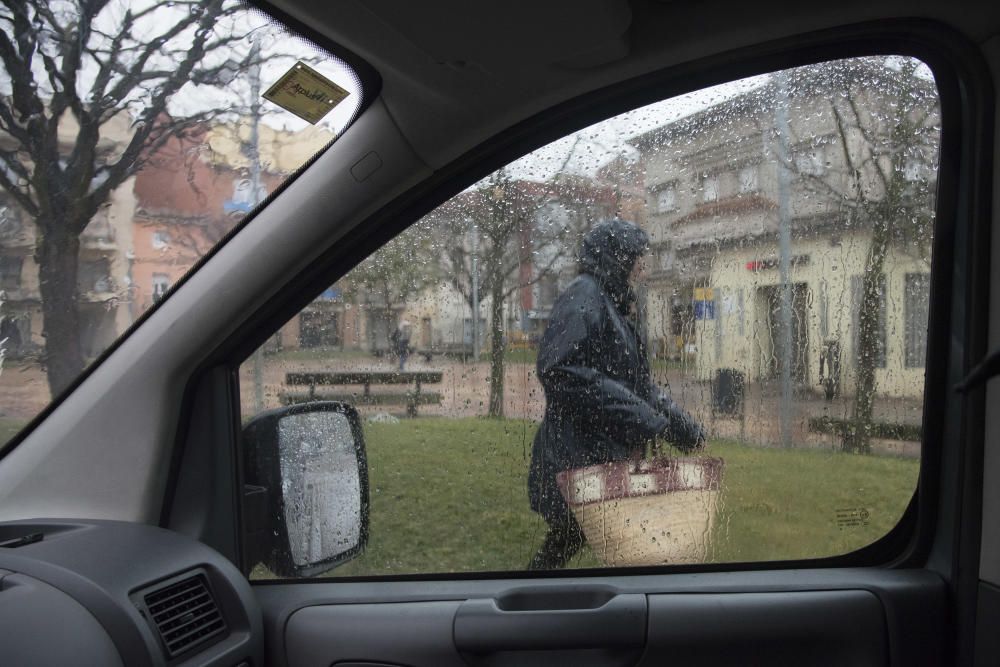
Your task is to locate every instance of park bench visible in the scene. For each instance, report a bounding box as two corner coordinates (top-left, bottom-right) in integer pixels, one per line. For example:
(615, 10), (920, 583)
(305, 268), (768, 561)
(281, 371), (443, 417)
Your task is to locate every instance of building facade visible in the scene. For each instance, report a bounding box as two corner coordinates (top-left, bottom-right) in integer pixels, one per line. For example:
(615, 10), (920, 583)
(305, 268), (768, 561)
(0, 112), (136, 360)
(631, 60), (937, 398)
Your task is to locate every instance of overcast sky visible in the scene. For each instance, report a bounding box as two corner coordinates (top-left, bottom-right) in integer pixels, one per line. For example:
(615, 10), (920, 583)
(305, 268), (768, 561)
(505, 74), (770, 182)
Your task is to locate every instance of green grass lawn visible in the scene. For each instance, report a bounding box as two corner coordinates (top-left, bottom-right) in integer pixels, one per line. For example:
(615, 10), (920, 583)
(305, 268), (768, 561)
(651, 358), (690, 375)
(503, 348), (538, 365)
(327, 417), (918, 578)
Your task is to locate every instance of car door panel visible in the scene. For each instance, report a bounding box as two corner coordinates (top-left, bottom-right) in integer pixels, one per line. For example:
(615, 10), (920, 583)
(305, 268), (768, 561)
(260, 568), (945, 667)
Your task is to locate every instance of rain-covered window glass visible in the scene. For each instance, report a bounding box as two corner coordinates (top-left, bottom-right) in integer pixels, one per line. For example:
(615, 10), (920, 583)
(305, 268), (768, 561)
(701, 174), (720, 202)
(242, 55), (938, 579)
(0, 1), (363, 450)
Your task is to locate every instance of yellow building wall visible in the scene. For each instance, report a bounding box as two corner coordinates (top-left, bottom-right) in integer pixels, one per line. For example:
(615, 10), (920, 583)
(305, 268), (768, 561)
(683, 233), (930, 399)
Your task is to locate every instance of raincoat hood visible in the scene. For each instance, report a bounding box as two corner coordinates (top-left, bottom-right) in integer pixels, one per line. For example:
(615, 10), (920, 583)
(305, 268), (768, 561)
(578, 219), (649, 311)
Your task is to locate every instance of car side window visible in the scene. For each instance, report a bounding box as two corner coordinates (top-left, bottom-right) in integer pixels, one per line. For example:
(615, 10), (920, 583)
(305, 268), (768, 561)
(0, 1), (364, 452)
(241, 55), (938, 578)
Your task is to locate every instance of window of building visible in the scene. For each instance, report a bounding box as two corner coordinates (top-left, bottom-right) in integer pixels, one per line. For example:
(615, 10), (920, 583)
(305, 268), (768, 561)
(658, 248), (673, 272)
(0, 314), (29, 358)
(851, 274), (887, 369)
(152, 273), (170, 303)
(738, 165), (758, 193)
(656, 185), (677, 212)
(0, 256), (22, 290)
(151, 231), (170, 250)
(0, 204), (21, 237)
(78, 259), (113, 294)
(905, 273), (930, 368)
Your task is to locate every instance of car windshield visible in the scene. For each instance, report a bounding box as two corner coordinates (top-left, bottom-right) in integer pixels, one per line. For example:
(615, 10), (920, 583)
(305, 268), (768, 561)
(0, 0), (362, 448)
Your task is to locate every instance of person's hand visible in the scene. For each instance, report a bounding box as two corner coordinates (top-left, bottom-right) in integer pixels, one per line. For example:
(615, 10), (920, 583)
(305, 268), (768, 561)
(654, 389), (707, 453)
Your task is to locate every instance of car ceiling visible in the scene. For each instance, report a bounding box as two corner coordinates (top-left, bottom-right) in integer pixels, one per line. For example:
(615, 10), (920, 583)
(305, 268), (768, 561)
(266, 0), (1000, 171)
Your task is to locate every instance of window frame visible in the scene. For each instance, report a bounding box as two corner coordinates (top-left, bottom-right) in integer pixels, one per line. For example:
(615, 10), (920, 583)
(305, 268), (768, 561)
(167, 20), (991, 583)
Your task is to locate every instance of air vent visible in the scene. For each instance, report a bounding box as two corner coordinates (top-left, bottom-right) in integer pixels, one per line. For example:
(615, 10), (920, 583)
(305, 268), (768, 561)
(142, 573), (226, 658)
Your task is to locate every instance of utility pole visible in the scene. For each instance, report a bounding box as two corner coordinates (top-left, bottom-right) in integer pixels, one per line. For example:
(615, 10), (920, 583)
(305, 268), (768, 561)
(248, 39), (266, 413)
(774, 70), (794, 448)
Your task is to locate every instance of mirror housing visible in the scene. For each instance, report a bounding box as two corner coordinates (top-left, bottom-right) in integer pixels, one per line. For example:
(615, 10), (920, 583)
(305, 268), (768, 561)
(242, 401), (369, 577)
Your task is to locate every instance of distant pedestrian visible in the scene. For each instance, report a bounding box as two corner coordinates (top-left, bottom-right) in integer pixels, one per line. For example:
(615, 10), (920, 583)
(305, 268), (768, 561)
(527, 219), (706, 570)
(391, 320), (412, 371)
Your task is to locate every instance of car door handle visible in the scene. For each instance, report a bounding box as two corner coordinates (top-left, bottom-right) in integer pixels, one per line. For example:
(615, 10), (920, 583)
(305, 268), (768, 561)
(453, 592), (647, 652)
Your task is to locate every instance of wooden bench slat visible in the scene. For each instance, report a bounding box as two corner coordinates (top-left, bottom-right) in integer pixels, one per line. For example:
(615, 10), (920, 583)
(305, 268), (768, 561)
(282, 392), (443, 406)
(285, 371), (443, 386)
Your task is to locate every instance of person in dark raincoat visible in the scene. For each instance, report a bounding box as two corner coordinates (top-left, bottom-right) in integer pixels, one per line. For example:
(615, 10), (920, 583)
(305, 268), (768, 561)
(527, 218), (706, 570)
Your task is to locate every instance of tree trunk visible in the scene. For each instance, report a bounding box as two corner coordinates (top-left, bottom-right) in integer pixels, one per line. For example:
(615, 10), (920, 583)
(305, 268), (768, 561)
(843, 214), (891, 454)
(35, 223), (85, 397)
(487, 281), (505, 418)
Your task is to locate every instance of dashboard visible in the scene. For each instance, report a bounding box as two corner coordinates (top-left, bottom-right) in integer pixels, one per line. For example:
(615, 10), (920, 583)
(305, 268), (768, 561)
(0, 520), (262, 666)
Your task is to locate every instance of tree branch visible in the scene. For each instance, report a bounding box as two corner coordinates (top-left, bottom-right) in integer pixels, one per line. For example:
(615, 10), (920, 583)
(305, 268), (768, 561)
(0, 98), (32, 145)
(0, 14), (45, 124)
(101, 5), (209, 108)
(86, 0), (228, 216)
(0, 155), (37, 216)
(845, 94), (893, 191)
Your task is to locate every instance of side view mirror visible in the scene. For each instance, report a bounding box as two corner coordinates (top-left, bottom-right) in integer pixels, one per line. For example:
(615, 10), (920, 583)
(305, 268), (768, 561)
(241, 401), (369, 578)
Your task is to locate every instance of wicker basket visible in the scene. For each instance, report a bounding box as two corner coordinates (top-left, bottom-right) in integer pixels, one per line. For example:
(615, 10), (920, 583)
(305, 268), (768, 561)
(556, 456), (724, 566)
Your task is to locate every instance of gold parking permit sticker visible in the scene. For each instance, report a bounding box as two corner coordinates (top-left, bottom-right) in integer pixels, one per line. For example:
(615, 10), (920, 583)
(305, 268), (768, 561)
(263, 62), (349, 124)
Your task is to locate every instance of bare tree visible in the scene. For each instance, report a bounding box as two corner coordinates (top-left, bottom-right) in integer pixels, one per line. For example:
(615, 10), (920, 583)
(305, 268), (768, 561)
(424, 169), (622, 417)
(420, 172), (545, 416)
(788, 58), (939, 453)
(344, 223), (438, 352)
(0, 0), (262, 394)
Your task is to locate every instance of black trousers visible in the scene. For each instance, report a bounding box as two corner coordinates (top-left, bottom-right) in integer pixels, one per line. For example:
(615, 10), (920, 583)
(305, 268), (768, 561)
(527, 495), (586, 570)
